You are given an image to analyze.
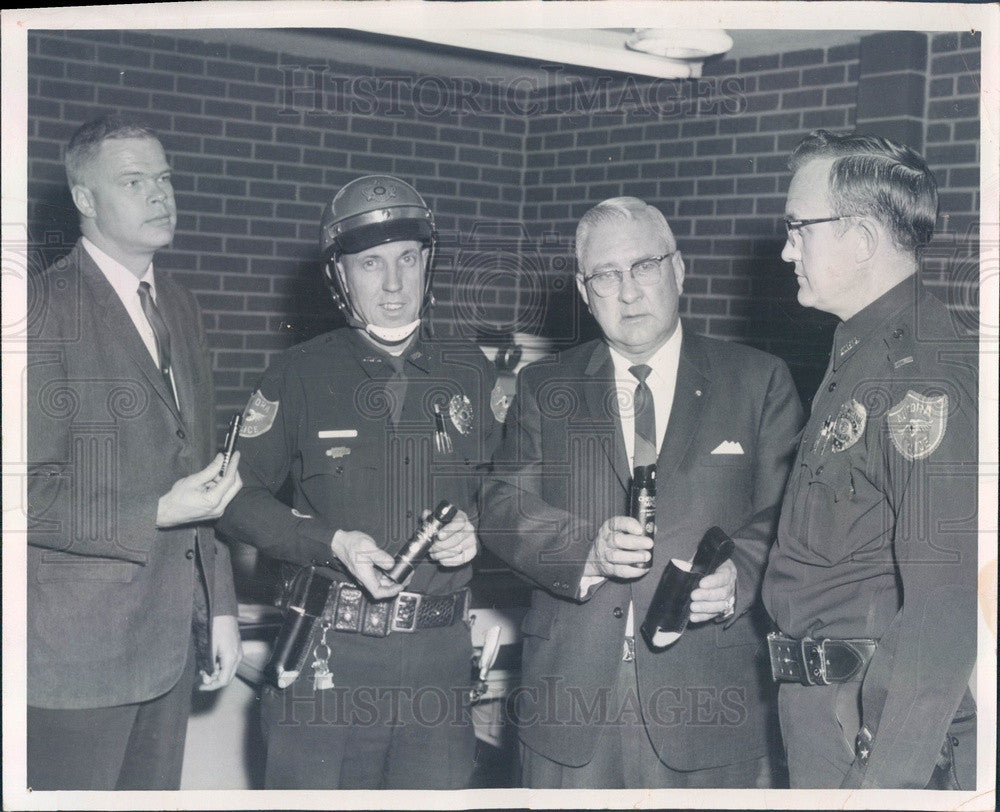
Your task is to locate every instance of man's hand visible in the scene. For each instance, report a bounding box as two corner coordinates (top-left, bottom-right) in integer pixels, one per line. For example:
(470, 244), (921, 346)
(427, 508), (478, 568)
(689, 558), (737, 623)
(583, 515), (653, 579)
(331, 529), (405, 600)
(198, 614), (242, 691)
(156, 452), (242, 528)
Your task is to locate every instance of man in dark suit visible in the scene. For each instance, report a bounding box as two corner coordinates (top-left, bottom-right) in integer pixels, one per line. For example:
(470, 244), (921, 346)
(480, 197), (803, 788)
(26, 114), (243, 790)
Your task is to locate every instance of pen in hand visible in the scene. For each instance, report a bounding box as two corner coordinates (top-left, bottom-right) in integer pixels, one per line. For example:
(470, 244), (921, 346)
(207, 412), (242, 489)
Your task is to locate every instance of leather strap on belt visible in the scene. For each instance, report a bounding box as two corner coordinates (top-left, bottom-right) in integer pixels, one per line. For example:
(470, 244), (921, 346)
(767, 632), (876, 685)
(321, 583), (470, 637)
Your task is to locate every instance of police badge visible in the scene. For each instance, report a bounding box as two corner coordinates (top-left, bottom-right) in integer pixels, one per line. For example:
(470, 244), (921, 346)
(240, 390), (279, 437)
(829, 399), (867, 453)
(449, 393), (474, 435)
(888, 390), (948, 461)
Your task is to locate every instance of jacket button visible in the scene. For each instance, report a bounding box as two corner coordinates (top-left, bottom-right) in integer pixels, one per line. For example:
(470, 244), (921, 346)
(404, 457), (410, 465)
(613, 607), (623, 619)
(185, 549), (195, 560)
(828, 381), (837, 391)
(893, 328), (904, 339)
(176, 429), (185, 439)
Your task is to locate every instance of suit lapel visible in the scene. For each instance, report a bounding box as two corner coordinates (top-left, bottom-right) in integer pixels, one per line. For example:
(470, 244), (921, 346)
(656, 331), (710, 481)
(582, 341), (630, 491)
(78, 246), (181, 422)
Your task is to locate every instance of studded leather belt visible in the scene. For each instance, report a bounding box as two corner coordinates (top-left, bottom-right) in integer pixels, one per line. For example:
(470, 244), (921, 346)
(320, 582), (470, 637)
(767, 632), (876, 685)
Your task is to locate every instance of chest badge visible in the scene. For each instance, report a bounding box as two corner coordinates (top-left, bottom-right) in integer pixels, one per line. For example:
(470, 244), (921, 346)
(888, 390), (948, 461)
(813, 398), (866, 455)
(449, 393), (474, 435)
(240, 391), (279, 438)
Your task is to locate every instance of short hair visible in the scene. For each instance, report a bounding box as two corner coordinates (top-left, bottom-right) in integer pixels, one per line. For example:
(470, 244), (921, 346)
(575, 197), (675, 269)
(65, 113), (160, 187)
(789, 129), (938, 253)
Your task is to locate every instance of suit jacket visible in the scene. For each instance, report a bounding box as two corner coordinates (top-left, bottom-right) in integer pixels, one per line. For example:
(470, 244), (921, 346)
(26, 240), (237, 709)
(480, 329), (803, 771)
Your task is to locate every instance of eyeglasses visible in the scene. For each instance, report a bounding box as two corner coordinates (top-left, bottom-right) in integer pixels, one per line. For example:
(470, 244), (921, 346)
(580, 253), (675, 298)
(784, 215), (856, 235)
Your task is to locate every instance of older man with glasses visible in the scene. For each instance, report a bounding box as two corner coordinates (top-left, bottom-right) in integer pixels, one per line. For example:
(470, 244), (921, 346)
(762, 130), (979, 790)
(480, 197), (803, 788)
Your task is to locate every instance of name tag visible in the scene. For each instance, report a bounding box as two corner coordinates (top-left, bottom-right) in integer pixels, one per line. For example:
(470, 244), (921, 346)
(318, 429), (358, 439)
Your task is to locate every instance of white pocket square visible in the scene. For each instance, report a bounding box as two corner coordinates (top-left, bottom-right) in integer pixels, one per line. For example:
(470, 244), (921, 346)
(711, 441), (744, 455)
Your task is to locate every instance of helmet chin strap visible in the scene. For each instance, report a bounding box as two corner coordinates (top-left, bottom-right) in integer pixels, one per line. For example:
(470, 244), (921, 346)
(364, 319), (421, 347)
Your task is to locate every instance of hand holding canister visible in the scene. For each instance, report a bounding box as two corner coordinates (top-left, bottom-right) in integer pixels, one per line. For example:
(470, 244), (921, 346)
(384, 501), (457, 584)
(640, 527), (734, 650)
(628, 464), (656, 568)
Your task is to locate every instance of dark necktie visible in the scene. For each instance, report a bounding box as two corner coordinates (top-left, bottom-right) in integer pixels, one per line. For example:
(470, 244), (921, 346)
(137, 281), (175, 401)
(385, 353), (408, 428)
(629, 364), (657, 467)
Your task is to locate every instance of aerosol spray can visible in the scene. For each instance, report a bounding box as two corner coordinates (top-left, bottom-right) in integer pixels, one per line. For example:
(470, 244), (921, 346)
(385, 500), (457, 583)
(630, 464), (656, 568)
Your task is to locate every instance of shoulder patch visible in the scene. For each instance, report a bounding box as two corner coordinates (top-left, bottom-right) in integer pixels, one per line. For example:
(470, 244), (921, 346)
(490, 380), (510, 424)
(887, 390), (948, 461)
(240, 390), (279, 438)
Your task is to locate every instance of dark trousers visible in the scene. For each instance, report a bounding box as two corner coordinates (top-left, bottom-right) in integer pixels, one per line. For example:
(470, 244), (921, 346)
(521, 656), (767, 789)
(27, 639), (197, 791)
(777, 681), (861, 788)
(259, 623), (476, 789)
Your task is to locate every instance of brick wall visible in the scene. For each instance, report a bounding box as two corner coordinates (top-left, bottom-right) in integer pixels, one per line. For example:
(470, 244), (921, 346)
(26, 29), (982, 426)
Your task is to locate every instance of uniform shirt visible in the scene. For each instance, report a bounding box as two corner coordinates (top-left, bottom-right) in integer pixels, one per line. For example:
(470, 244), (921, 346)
(762, 276), (978, 787)
(218, 328), (502, 596)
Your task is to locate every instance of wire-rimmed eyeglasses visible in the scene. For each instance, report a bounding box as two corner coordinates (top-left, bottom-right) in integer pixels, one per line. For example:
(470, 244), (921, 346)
(580, 252), (675, 298)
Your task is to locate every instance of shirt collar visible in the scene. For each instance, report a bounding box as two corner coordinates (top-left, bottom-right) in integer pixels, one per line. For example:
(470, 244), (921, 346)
(608, 321), (683, 382)
(833, 276), (917, 369)
(82, 237), (155, 299)
(348, 328), (431, 376)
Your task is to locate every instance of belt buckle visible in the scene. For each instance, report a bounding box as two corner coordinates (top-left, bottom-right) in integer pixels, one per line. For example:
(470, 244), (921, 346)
(801, 637), (828, 685)
(767, 632), (800, 682)
(392, 592), (421, 633)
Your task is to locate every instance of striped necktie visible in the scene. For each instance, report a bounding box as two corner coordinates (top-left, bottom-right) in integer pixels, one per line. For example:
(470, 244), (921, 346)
(137, 281), (175, 403)
(629, 363), (657, 466)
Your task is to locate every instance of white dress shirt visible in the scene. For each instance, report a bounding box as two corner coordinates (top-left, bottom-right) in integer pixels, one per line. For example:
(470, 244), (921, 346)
(82, 237), (177, 404)
(581, 323), (684, 635)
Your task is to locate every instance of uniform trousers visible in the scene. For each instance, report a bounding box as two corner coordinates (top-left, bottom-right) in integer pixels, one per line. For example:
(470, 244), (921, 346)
(777, 681), (862, 788)
(27, 637), (197, 791)
(259, 622), (476, 789)
(520, 653), (767, 789)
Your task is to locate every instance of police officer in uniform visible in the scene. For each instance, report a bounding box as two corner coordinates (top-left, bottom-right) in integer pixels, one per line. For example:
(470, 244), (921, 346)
(762, 131), (978, 789)
(218, 176), (502, 789)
